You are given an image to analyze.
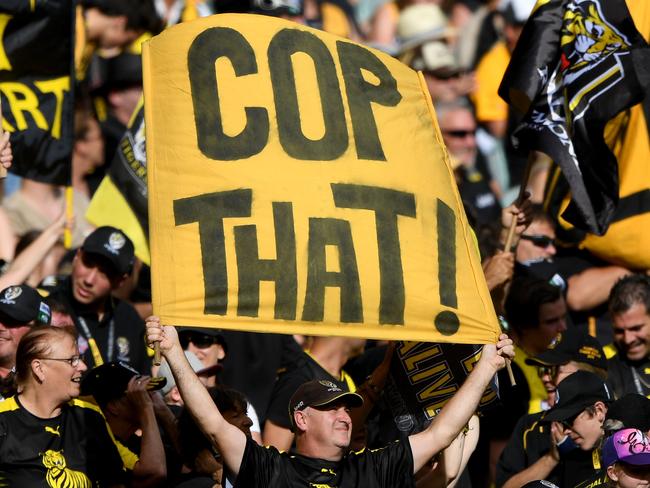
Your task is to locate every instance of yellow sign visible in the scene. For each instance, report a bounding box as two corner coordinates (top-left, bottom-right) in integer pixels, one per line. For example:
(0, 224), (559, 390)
(144, 14), (499, 344)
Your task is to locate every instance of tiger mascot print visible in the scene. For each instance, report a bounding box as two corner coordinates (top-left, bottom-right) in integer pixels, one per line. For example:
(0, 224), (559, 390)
(41, 450), (92, 488)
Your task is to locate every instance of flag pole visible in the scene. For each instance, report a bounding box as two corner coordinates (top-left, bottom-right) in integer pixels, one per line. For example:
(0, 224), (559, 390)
(0, 98), (7, 179)
(501, 152), (536, 386)
(64, 187), (74, 249)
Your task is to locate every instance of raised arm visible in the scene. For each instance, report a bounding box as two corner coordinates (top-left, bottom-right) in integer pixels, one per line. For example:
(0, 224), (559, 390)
(408, 334), (514, 473)
(145, 316), (248, 476)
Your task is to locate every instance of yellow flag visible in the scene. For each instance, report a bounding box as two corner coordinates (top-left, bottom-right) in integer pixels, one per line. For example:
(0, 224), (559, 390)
(144, 14), (499, 344)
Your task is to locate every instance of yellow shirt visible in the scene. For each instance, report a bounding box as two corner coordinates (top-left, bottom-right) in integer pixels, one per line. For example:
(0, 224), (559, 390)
(472, 41), (510, 124)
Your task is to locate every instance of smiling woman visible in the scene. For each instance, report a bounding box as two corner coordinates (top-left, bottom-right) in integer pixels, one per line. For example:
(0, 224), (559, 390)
(0, 326), (127, 486)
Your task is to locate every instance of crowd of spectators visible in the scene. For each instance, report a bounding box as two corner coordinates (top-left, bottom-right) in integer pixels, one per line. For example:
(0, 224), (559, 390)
(0, 0), (649, 486)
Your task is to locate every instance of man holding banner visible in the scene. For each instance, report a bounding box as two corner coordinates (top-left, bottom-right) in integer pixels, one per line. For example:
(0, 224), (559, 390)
(146, 316), (514, 487)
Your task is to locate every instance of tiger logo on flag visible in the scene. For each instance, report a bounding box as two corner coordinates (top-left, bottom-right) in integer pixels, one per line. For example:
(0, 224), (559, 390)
(559, 0), (632, 118)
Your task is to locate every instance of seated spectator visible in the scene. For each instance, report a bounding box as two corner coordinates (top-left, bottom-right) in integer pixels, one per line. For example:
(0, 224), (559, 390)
(49, 226), (151, 372)
(606, 274), (650, 398)
(175, 386), (253, 488)
(0, 325), (125, 485)
(541, 371), (612, 486)
(178, 327), (263, 444)
(595, 428), (650, 488)
(81, 361), (168, 487)
(504, 276), (568, 415)
(0, 284), (52, 397)
(496, 328), (607, 487)
(397, 4), (476, 102)
(436, 97), (501, 227)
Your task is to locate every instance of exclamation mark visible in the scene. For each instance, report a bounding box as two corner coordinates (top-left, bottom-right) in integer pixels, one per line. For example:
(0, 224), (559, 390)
(435, 199), (460, 335)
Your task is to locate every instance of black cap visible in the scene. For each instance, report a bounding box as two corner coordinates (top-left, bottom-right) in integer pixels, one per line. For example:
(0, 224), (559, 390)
(543, 371), (611, 423)
(81, 361), (165, 406)
(522, 482), (559, 488)
(0, 285), (51, 325)
(606, 394), (650, 432)
(81, 226), (134, 276)
(289, 380), (363, 428)
(525, 328), (607, 371)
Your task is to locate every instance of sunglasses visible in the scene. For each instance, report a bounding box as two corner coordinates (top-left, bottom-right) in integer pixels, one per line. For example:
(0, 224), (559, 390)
(443, 129), (476, 139)
(520, 234), (555, 248)
(179, 332), (221, 350)
(561, 412), (581, 431)
(537, 365), (558, 378)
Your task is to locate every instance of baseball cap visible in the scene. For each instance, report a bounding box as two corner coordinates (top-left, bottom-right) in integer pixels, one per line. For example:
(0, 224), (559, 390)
(522, 481), (559, 488)
(81, 361), (166, 406)
(81, 226), (135, 276)
(543, 371), (611, 423)
(397, 4), (456, 52)
(525, 328), (607, 371)
(289, 380), (363, 428)
(157, 351), (220, 396)
(606, 394), (650, 432)
(602, 429), (650, 467)
(0, 285), (51, 326)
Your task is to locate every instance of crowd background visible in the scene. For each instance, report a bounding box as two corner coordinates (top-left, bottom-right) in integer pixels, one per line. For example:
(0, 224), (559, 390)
(0, 0), (649, 487)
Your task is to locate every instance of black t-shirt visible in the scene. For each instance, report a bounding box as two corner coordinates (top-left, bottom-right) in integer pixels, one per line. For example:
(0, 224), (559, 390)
(496, 411), (561, 487)
(235, 437), (415, 488)
(607, 352), (650, 398)
(573, 470), (608, 488)
(266, 352), (352, 430)
(0, 396), (125, 486)
(49, 277), (150, 373)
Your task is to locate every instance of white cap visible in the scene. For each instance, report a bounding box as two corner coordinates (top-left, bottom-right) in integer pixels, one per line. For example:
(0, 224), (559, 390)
(397, 4), (456, 53)
(498, 0), (536, 23)
(158, 351), (212, 396)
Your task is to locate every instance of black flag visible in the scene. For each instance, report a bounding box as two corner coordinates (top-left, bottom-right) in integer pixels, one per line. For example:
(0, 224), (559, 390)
(499, 0), (650, 235)
(0, 0), (75, 185)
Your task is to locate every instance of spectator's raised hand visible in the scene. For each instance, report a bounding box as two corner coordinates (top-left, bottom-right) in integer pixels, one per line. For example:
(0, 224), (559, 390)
(145, 316), (180, 355)
(0, 132), (12, 169)
(501, 191), (533, 236)
(478, 334), (515, 372)
(126, 375), (155, 420)
(483, 251), (514, 291)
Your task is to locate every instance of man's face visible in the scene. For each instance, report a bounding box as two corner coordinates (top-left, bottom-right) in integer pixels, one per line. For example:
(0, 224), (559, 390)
(563, 406), (604, 450)
(439, 109), (477, 168)
(222, 405), (253, 437)
(301, 403), (352, 451)
(613, 303), (650, 362)
(516, 220), (557, 263)
(71, 250), (122, 306)
(98, 14), (140, 50)
(0, 319), (30, 369)
(527, 298), (568, 354)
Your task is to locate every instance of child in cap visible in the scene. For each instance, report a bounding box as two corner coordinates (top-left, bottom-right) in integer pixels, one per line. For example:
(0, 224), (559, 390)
(603, 429), (650, 487)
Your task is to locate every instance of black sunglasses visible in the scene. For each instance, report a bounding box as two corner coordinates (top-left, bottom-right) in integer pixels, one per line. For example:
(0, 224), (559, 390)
(520, 234), (555, 248)
(179, 333), (220, 350)
(443, 129), (476, 139)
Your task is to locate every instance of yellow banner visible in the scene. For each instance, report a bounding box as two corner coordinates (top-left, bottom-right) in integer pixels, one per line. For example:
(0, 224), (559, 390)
(144, 14), (499, 344)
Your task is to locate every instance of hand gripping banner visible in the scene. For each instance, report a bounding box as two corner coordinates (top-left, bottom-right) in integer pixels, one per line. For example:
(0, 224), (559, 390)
(144, 13), (500, 344)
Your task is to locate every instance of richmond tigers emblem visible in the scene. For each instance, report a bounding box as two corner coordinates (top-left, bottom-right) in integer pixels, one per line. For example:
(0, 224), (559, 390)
(559, 0), (632, 118)
(41, 450), (92, 488)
